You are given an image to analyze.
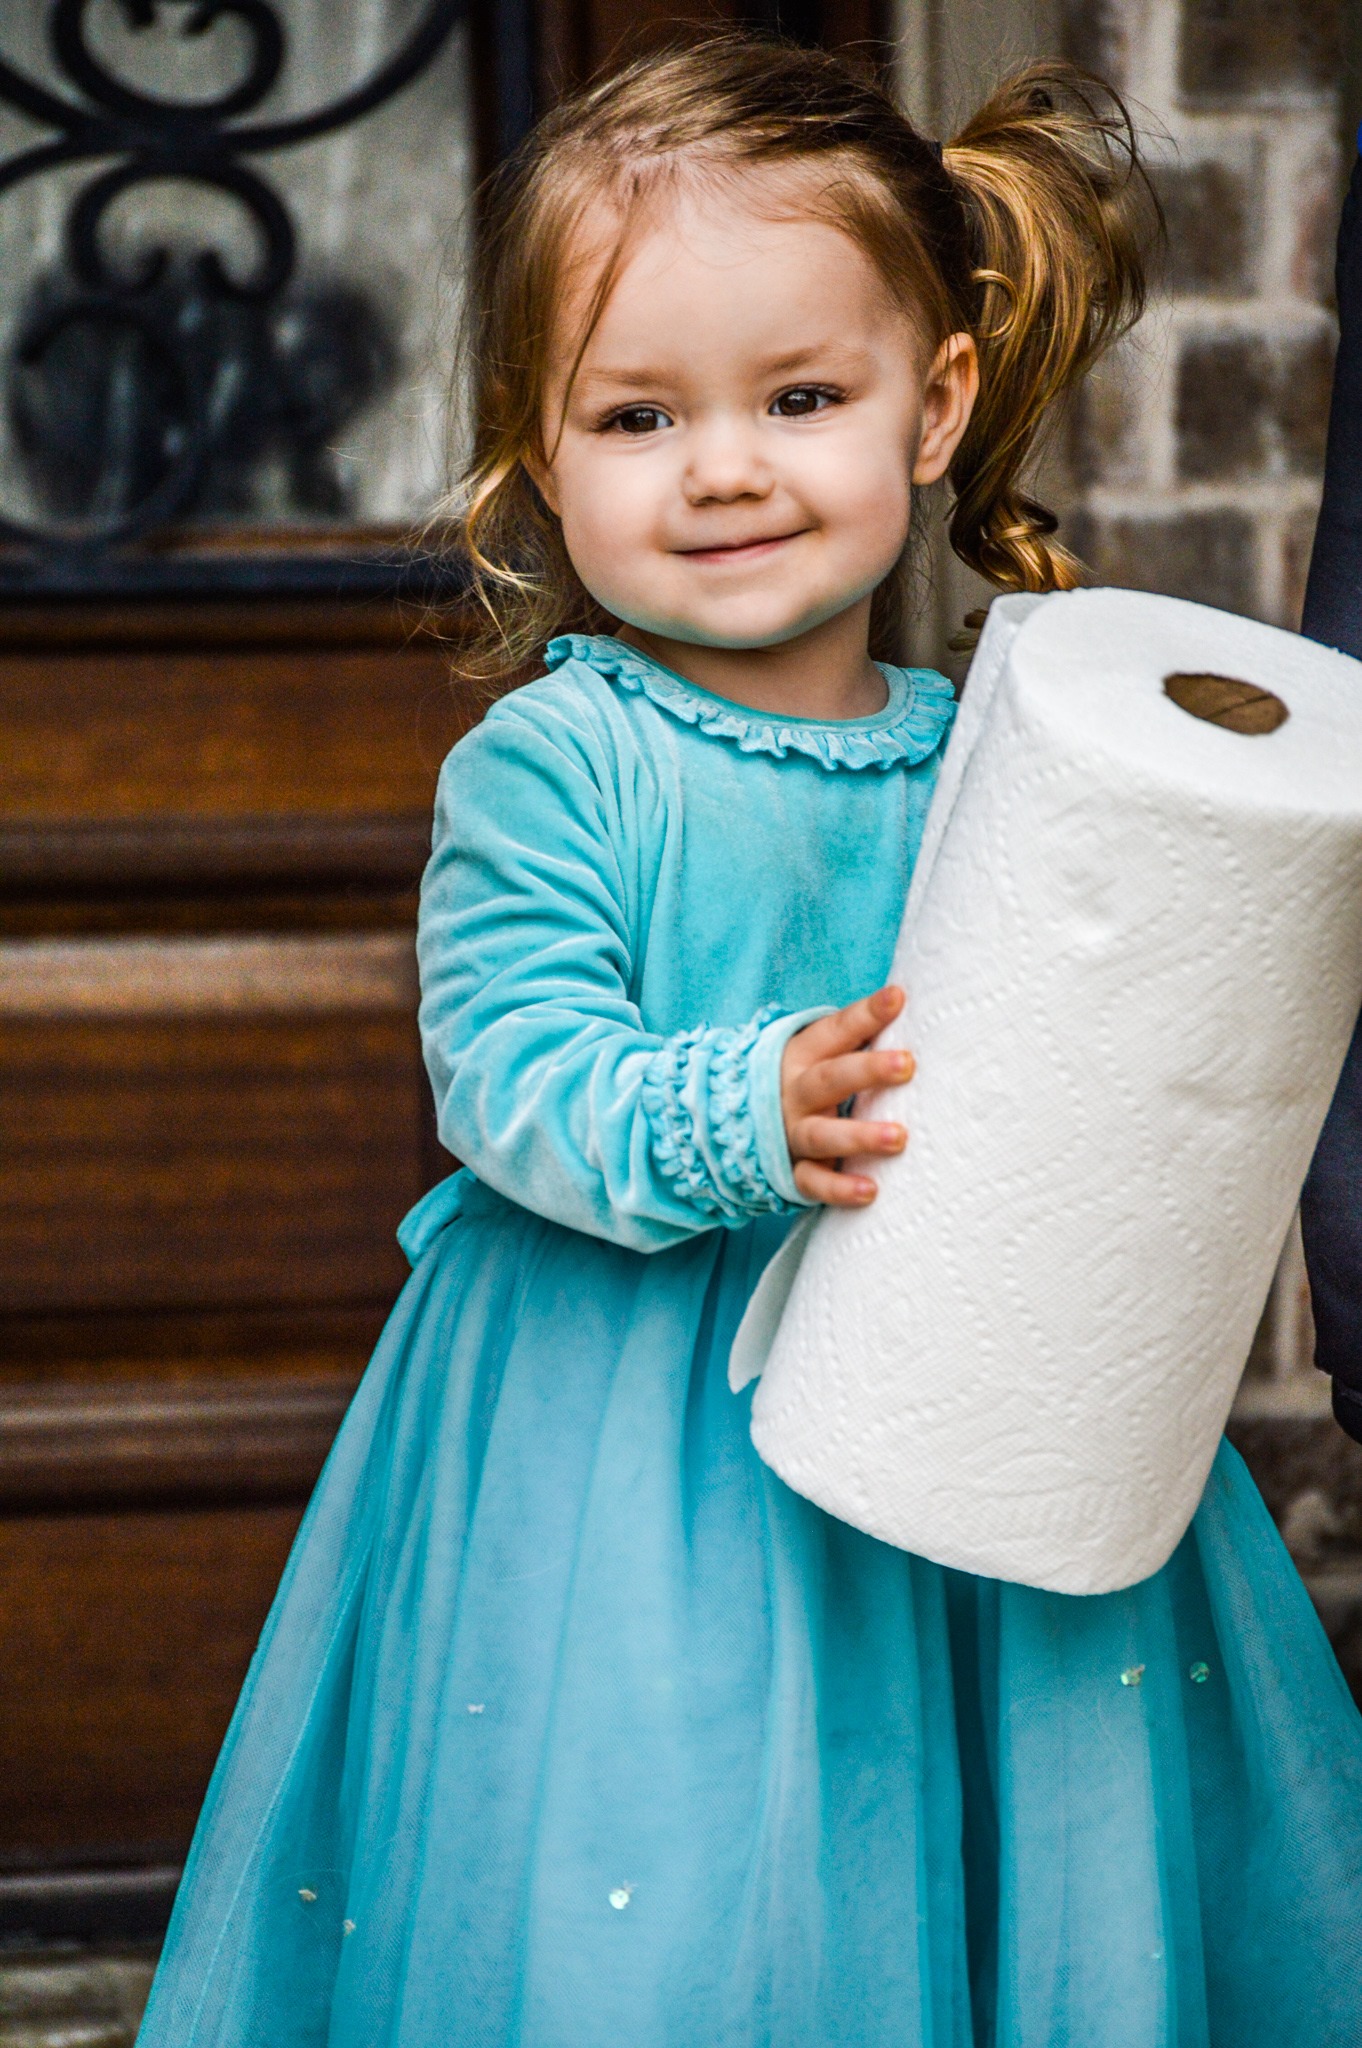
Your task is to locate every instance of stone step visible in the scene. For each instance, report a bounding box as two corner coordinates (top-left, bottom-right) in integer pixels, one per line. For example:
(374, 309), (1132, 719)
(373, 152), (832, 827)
(0, 1954), (155, 2048)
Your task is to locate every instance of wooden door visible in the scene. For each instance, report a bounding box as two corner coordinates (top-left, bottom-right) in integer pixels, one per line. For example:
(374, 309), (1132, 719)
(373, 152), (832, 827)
(0, 595), (469, 1939)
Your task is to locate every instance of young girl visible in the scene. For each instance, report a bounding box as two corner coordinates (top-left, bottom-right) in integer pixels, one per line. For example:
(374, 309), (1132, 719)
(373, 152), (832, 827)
(138, 38), (1362, 2047)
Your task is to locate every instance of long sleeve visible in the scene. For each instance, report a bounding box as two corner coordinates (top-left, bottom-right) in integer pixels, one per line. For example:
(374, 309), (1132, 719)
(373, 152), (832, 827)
(1300, 149), (1362, 1440)
(416, 700), (823, 1254)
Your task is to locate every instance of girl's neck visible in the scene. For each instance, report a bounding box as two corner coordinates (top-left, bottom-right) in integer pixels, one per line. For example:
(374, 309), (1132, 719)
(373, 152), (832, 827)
(618, 598), (888, 723)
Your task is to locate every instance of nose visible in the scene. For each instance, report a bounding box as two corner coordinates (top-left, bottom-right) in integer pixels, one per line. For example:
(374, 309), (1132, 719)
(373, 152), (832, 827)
(681, 413), (773, 507)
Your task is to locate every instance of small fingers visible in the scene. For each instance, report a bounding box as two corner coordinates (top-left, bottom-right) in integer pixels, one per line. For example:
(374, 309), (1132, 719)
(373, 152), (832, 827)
(789, 1045), (914, 1117)
(793, 1159), (878, 1206)
(792, 985), (905, 1065)
(794, 1115), (906, 1162)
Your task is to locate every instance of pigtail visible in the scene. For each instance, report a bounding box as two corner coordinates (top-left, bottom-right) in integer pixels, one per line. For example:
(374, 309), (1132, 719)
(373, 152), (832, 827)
(942, 66), (1159, 594)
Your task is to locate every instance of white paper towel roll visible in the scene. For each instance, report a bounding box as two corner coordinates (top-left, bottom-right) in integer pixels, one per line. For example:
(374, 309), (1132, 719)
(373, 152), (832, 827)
(731, 587), (1362, 1594)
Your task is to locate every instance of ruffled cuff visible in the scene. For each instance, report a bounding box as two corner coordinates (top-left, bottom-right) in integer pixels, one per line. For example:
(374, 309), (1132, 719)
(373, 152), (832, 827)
(642, 1005), (833, 1222)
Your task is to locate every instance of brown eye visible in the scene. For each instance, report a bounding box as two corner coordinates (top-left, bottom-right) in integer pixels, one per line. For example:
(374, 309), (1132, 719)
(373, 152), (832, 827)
(771, 386), (833, 418)
(611, 406), (670, 434)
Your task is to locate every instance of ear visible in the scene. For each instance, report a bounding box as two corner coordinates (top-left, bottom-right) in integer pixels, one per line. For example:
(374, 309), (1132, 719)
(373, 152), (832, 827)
(524, 443), (562, 517)
(912, 333), (979, 485)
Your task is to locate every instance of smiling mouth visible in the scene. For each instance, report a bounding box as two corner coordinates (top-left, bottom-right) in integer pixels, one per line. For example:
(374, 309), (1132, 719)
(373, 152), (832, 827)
(676, 531), (808, 562)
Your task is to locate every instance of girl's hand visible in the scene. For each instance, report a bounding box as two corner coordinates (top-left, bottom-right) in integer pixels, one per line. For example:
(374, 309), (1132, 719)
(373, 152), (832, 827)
(781, 985), (913, 1207)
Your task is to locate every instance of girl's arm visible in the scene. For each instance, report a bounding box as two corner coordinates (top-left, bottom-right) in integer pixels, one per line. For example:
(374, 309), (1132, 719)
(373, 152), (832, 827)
(1300, 149), (1362, 1443)
(416, 700), (826, 1253)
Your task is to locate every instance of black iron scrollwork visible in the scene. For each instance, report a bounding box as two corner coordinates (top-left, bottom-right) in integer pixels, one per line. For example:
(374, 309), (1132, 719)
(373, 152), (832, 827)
(0, 0), (468, 557)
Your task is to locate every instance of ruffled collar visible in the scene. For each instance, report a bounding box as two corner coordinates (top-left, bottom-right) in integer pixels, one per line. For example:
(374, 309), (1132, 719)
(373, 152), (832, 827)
(544, 633), (955, 772)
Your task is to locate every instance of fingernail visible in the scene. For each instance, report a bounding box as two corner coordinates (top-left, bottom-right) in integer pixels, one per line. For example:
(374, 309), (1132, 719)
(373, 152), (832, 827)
(879, 1125), (905, 1149)
(854, 1181), (876, 1203)
(892, 1052), (914, 1076)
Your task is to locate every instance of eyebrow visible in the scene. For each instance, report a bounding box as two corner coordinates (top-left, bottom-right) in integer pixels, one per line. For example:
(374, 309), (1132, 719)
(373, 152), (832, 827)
(573, 365), (679, 391)
(574, 342), (874, 391)
(758, 343), (874, 376)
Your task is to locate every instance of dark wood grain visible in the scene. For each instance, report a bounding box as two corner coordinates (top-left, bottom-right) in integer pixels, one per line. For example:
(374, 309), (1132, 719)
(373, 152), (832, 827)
(0, 1505), (304, 1861)
(0, 816), (433, 893)
(0, 583), (466, 1907)
(0, 583), (460, 652)
(0, 1304), (389, 1383)
(0, 1376), (359, 1509)
(0, 645), (468, 825)
(1, 1012), (425, 1314)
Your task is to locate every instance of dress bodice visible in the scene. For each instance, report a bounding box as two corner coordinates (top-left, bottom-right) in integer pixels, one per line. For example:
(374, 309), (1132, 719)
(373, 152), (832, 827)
(410, 634), (954, 1255)
(533, 634), (955, 1033)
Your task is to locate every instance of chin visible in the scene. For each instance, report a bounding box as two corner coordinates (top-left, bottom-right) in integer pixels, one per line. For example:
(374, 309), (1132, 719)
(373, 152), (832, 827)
(710, 611), (850, 651)
(625, 603), (840, 652)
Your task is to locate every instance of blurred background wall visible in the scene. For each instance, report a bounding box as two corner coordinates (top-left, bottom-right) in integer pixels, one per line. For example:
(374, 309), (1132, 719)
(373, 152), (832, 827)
(0, 0), (1358, 2029)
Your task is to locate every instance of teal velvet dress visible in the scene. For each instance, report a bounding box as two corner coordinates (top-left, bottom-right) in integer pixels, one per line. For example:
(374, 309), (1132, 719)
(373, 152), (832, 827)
(138, 635), (1362, 2048)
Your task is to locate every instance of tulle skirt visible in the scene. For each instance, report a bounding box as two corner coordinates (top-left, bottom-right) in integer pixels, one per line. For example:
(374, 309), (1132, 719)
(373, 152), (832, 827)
(137, 1178), (1362, 2047)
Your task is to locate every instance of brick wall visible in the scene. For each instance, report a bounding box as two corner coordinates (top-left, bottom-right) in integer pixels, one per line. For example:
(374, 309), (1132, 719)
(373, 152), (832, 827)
(896, 0), (1362, 1699)
(1062, 0), (1341, 629)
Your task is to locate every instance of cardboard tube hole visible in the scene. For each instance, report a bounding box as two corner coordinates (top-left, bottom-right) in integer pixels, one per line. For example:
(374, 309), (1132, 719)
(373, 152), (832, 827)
(1164, 671), (1289, 733)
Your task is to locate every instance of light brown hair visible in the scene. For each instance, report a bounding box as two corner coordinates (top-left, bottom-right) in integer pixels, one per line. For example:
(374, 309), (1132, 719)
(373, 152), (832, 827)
(438, 34), (1157, 680)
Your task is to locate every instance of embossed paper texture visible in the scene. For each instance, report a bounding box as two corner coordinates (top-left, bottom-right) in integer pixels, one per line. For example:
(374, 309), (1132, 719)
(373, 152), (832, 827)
(733, 589), (1362, 1593)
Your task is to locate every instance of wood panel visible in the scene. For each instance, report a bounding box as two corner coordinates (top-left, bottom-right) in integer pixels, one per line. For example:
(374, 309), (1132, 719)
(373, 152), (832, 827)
(0, 596), (463, 1918)
(0, 932), (416, 1013)
(0, 816), (432, 903)
(0, 1378), (359, 1511)
(2, 1011), (423, 1314)
(0, 600), (473, 939)
(0, 1506), (304, 1862)
(2, 644), (460, 823)
(0, 1305), (388, 1388)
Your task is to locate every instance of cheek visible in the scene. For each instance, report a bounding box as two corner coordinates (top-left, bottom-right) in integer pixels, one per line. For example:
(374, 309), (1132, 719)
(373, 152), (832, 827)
(806, 427), (913, 548)
(555, 456), (660, 571)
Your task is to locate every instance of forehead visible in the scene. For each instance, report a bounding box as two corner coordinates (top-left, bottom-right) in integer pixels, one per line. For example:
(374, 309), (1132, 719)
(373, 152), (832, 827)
(559, 164), (904, 365)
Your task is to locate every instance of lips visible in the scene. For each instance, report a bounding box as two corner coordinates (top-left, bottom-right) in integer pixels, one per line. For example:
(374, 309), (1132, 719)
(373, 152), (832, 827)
(675, 531), (806, 562)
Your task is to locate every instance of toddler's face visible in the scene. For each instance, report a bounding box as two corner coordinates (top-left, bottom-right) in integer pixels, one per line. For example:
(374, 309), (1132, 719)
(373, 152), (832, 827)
(537, 175), (971, 652)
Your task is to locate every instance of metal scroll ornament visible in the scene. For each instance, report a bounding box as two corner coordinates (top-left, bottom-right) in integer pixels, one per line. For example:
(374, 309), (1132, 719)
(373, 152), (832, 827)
(0, 0), (468, 556)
